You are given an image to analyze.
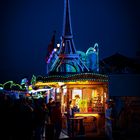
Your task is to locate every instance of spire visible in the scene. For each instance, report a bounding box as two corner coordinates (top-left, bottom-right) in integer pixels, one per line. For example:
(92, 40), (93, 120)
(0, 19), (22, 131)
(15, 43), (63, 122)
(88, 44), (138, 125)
(60, 0), (76, 54)
(63, 0), (73, 37)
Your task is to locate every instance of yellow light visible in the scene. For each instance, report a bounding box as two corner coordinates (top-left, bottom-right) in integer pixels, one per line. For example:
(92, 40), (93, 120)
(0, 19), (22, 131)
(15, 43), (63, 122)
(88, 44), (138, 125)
(67, 81), (90, 85)
(35, 82), (59, 87)
(28, 85), (33, 91)
(104, 92), (106, 98)
(74, 113), (99, 118)
(92, 89), (95, 98)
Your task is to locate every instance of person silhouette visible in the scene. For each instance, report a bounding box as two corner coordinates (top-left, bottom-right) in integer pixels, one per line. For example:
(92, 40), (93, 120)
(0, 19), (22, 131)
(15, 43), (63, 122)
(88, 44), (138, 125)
(105, 99), (114, 140)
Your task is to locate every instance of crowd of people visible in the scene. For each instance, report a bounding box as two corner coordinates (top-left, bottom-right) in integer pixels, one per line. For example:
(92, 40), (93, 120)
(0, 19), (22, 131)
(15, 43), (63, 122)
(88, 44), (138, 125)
(0, 89), (119, 140)
(0, 92), (62, 140)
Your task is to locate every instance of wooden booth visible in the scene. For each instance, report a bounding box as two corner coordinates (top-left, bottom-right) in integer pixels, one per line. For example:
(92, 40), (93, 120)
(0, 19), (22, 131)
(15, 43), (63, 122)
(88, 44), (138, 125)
(35, 73), (108, 137)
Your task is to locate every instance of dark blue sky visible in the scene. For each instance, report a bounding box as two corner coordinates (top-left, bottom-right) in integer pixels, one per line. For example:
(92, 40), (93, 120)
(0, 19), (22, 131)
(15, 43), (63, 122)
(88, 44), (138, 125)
(0, 0), (140, 83)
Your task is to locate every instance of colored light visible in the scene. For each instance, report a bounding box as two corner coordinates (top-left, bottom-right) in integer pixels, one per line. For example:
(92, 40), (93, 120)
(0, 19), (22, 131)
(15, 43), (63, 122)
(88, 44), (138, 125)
(29, 88), (53, 93)
(74, 113), (99, 118)
(54, 48), (57, 52)
(56, 88), (60, 93)
(57, 43), (60, 47)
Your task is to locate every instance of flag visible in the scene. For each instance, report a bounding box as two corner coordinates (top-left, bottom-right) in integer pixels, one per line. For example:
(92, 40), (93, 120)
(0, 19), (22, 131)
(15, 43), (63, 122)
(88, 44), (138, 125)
(46, 31), (56, 62)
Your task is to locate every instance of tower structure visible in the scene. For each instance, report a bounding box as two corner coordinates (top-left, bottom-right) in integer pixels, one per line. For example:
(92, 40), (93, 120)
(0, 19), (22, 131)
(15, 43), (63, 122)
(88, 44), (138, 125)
(50, 0), (89, 73)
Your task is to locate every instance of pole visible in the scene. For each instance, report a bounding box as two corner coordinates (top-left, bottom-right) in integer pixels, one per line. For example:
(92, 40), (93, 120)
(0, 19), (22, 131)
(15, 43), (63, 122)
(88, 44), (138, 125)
(94, 43), (99, 72)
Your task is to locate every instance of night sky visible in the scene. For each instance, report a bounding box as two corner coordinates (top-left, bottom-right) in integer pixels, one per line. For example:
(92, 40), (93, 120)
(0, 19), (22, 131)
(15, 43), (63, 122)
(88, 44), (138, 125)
(0, 0), (140, 83)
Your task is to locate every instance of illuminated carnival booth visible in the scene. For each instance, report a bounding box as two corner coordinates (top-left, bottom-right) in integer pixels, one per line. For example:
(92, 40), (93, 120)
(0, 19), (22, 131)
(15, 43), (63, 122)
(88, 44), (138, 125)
(35, 73), (108, 136)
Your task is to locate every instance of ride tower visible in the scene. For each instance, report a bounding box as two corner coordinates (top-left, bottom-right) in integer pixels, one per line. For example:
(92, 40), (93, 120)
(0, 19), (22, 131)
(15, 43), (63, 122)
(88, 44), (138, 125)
(48, 0), (89, 74)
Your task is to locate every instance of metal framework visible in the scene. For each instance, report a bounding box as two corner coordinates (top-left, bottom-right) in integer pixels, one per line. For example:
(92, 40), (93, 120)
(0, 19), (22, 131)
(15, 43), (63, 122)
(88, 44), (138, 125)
(50, 0), (89, 73)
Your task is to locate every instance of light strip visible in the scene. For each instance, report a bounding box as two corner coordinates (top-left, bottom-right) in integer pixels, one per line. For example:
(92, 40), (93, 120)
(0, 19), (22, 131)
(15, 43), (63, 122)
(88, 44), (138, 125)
(74, 113), (100, 118)
(29, 88), (53, 93)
